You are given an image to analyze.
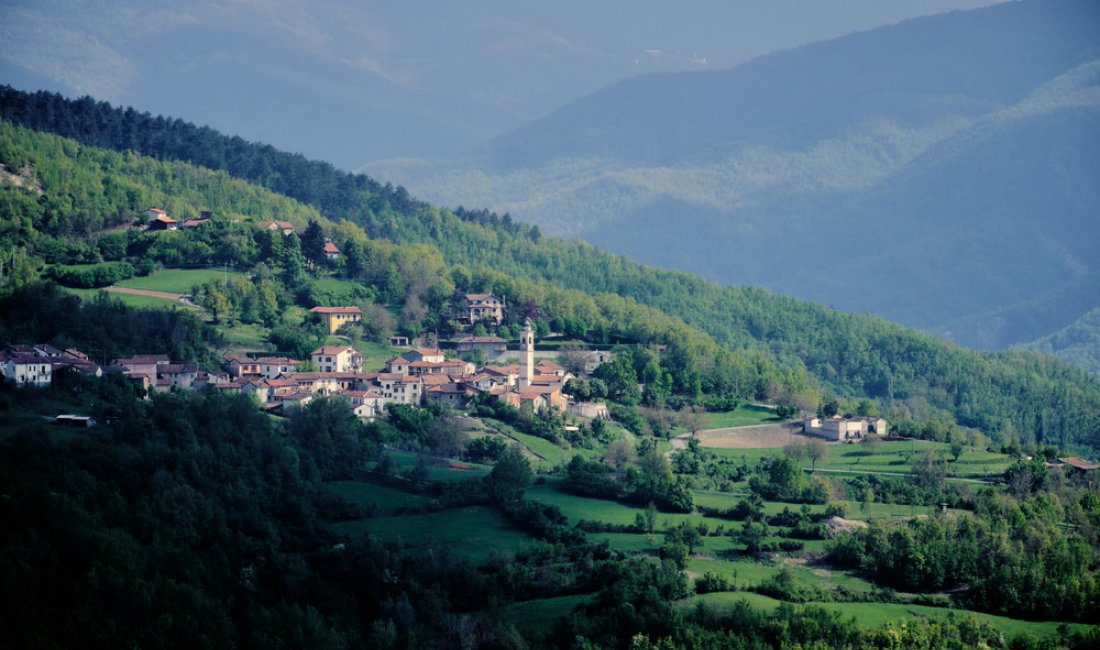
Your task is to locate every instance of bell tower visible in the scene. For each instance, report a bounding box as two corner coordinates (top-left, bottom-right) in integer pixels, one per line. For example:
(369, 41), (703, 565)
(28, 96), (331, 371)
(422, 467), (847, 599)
(520, 320), (534, 389)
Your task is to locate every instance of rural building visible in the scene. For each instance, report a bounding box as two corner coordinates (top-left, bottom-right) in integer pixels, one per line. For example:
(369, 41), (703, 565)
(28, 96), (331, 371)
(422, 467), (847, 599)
(323, 241), (341, 261)
(310, 306), (362, 334)
(803, 416), (887, 441)
(256, 356), (297, 379)
(258, 220), (296, 235)
(147, 214), (179, 231)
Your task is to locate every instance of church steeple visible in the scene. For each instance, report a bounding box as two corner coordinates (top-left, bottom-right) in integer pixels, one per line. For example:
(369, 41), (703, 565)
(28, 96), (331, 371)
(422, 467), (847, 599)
(520, 320), (534, 389)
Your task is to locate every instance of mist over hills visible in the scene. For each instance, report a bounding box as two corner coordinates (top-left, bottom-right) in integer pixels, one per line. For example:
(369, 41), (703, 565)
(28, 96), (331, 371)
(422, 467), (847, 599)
(366, 0), (1100, 353)
(0, 0), (998, 168)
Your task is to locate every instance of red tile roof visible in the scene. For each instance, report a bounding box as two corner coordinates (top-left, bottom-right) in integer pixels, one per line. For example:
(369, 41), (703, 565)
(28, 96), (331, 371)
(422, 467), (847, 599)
(309, 306), (361, 315)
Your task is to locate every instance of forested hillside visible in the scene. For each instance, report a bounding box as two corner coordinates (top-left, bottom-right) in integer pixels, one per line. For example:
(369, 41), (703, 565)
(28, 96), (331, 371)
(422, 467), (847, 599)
(364, 0), (1100, 353)
(2, 91), (1099, 453)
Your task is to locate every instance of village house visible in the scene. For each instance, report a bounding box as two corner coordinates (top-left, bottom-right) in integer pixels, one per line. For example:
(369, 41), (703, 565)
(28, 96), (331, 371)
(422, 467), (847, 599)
(343, 390), (385, 419)
(224, 355), (263, 378)
(258, 220), (296, 235)
(456, 336), (508, 362)
(408, 359), (475, 377)
(256, 356), (297, 379)
(311, 345), (361, 373)
(111, 354), (170, 384)
(581, 350), (613, 374)
(384, 356), (410, 375)
(322, 241), (342, 262)
(2, 353), (52, 386)
(310, 306), (362, 335)
(457, 293), (505, 326)
(158, 363), (199, 390)
(424, 382), (478, 409)
(1, 345), (102, 387)
(403, 347), (446, 363)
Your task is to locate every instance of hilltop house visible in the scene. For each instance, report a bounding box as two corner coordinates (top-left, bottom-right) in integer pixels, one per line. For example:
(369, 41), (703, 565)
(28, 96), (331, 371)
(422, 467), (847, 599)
(456, 293), (504, 326)
(310, 306), (362, 334)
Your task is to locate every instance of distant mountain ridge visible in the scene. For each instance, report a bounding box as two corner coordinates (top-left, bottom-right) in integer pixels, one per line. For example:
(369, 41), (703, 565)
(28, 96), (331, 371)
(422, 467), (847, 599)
(365, 0), (1100, 353)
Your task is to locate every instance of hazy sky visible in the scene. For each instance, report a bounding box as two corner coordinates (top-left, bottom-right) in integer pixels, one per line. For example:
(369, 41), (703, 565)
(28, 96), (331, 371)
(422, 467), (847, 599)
(1, 0), (1005, 165)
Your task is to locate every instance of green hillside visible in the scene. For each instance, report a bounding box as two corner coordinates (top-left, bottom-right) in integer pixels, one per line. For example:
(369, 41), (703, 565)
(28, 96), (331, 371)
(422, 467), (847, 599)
(363, 0), (1100, 352)
(2, 95), (1099, 650)
(1019, 307), (1100, 374)
(2, 93), (1100, 454)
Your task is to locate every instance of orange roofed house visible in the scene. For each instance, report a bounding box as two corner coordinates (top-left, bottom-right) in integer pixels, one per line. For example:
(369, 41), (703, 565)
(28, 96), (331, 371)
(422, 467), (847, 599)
(310, 306), (362, 334)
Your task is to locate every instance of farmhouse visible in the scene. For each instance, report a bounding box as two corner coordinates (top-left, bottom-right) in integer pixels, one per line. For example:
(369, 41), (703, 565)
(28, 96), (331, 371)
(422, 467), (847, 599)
(147, 214), (179, 231)
(404, 347), (446, 363)
(322, 241), (342, 261)
(803, 415), (888, 441)
(310, 306), (362, 334)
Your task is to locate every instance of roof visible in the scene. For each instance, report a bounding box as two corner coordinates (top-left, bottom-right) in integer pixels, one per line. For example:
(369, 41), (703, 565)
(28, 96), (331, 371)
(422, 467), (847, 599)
(256, 357), (296, 365)
(309, 306), (361, 315)
(385, 356), (410, 364)
(412, 347), (444, 356)
(323, 242), (341, 254)
(151, 215), (178, 224)
(145, 208), (168, 214)
(1058, 457), (1100, 471)
(312, 345), (355, 356)
(465, 293), (495, 301)
(457, 336), (507, 344)
(258, 220), (295, 230)
(536, 360), (565, 371)
(159, 363), (198, 374)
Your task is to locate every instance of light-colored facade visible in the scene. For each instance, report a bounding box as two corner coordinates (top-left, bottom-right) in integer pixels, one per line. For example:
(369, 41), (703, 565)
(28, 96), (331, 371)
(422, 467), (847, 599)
(310, 306), (362, 334)
(311, 345), (361, 373)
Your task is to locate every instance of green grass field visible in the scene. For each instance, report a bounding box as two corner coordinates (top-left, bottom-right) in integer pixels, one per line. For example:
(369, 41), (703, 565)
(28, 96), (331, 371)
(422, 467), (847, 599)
(680, 592), (1094, 639)
(703, 404), (783, 429)
(63, 286), (184, 309)
(117, 267), (246, 293)
(334, 506), (534, 561)
(501, 594), (590, 634)
(709, 439), (1011, 480)
(324, 480), (430, 515)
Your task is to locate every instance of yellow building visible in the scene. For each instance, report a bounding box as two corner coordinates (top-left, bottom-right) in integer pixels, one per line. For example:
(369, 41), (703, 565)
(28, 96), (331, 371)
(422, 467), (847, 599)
(310, 306), (362, 334)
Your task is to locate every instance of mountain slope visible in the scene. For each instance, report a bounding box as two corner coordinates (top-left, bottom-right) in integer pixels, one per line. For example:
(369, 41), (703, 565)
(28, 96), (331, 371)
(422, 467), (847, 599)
(3, 88), (1100, 453)
(364, 0), (1100, 351)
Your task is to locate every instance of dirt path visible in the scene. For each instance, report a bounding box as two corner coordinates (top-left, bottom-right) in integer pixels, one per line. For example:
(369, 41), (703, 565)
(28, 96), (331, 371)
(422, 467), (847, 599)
(677, 422), (810, 450)
(105, 286), (197, 307)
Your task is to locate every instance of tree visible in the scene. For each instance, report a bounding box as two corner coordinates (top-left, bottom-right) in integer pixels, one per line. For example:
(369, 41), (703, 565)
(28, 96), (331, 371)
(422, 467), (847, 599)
(736, 520), (768, 554)
(300, 219), (327, 266)
(604, 437), (636, 470)
(679, 406), (706, 439)
(807, 439), (828, 473)
(861, 434), (882, 455)
(485, 446), (532, 504)
(950, 440), (965, 463)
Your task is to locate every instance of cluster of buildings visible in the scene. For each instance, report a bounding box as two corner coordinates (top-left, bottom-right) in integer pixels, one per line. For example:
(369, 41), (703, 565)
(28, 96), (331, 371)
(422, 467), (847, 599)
(1, 344), (103, 386)
(212, 321), (602, 419)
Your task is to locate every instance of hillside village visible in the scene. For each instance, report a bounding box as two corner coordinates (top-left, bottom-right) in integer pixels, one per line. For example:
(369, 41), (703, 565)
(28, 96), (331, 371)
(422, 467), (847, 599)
(2, 99), (1100, 649)
(2, 299), (613, 423)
